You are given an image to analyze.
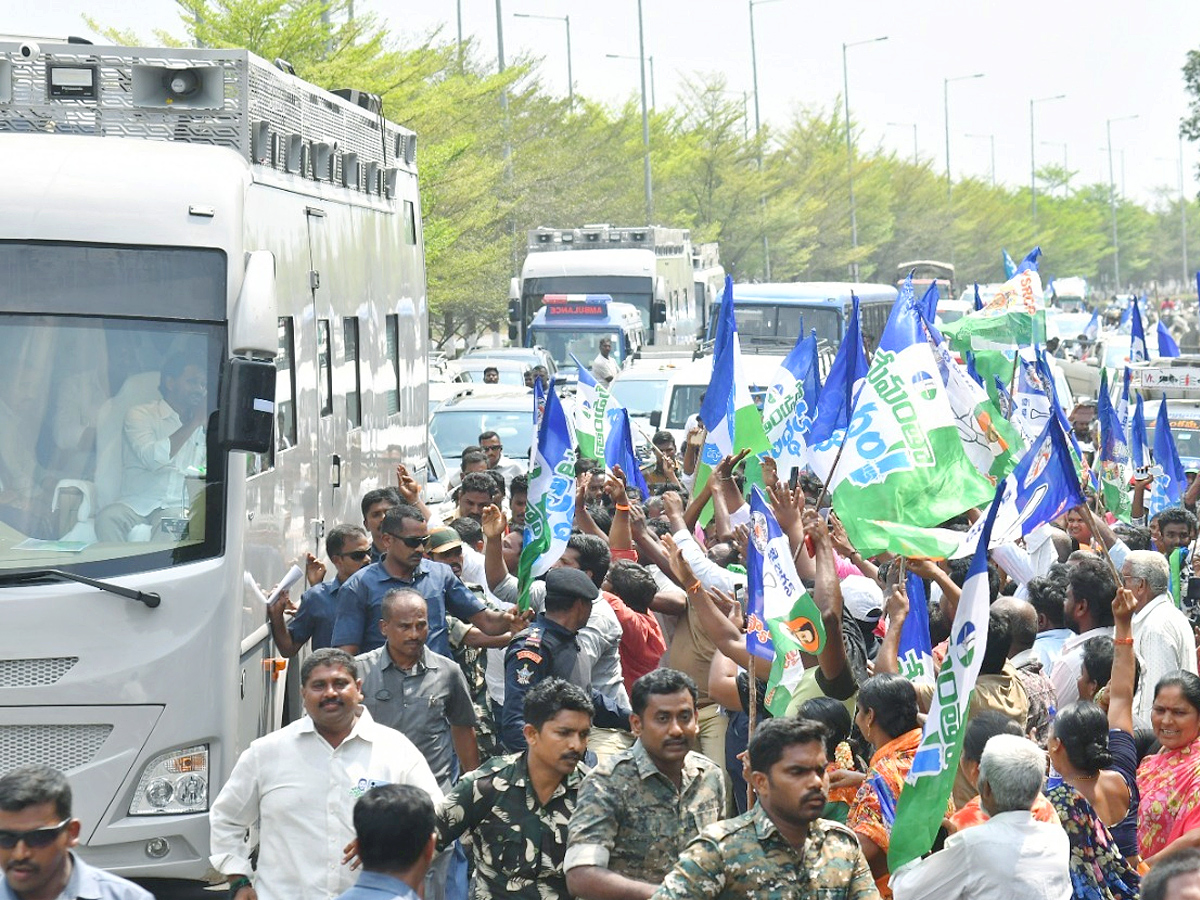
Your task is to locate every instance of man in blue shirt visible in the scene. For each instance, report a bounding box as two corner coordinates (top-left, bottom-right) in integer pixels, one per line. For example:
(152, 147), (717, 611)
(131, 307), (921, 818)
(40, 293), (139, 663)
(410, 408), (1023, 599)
(334, 504), (518, 656)
(268, 524), (372, 656)
(0, 765), (151, 900)
(336, 784), (436, 900)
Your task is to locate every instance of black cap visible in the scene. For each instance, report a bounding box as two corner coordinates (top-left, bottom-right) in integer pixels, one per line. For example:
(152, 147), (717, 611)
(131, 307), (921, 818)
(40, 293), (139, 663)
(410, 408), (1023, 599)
(544, 568), (598, 606)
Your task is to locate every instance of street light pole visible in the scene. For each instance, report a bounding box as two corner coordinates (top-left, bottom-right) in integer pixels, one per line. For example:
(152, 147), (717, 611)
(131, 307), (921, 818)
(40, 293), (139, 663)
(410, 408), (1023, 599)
(749, 0), (782, 280)
(1030, 93), (1066, 225)
(965, 133), (995, 187)
(513, 12), (573, 110)
(887, 122), (918, 166)
(637, 0), (652, 221)
(456, 0), (463, 72)
(1182, 136), (1190, 285)
(843, 35), (888, 282)
(1107, 113), (1139, 290)
(944, 72), (984, 201)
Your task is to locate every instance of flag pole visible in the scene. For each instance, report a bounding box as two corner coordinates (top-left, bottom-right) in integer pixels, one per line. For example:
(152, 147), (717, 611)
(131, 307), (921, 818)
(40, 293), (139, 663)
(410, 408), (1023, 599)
(744, 590), (758, 809)
(814, 382), (867, 511)
(1079, 502), (1122, 583)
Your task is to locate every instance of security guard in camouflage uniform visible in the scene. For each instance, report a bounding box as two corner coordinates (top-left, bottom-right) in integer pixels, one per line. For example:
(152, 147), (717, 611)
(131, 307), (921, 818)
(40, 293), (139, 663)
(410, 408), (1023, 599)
(565, 669), (726, 899)
(650, 718), (879, 900)
(500, 568), (629, 752)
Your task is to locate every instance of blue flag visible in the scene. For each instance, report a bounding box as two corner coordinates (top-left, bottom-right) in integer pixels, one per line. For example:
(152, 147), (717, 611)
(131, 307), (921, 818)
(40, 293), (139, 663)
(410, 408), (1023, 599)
(1150, 402), (1186, 516)
(1097, 370), (1132, 518)
(1002, 249), (1017, 279)
(919, 281), (940, 324)
(1118, 367), (1132, 430)
(956, 410), (1087, 556)
(897, 572), (935, 684)
(1130, 300), (1148, 362)
(1015, 246), (1042, 274)
(965, 352), (984, 387)
(808, 294), (869, 446)
(1084, 309), (1100, 341)
(605, 407), (649, 499)
(993, 375), (1017, 420)
(1131, 394), (1150, 470)
(1158, 321), (1181, 358)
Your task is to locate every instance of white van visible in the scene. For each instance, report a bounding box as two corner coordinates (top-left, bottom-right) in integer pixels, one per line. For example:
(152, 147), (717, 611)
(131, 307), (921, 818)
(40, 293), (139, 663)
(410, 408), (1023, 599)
(654, 355), (787, 449)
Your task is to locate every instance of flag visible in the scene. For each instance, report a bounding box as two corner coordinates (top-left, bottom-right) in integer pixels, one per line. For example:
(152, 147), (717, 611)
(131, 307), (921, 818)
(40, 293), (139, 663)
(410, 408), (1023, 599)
(1118, 367), (1131, 430)
(953, 411), (1086, 558)
(809, 295), (870, 454)
(1130, 300), (1148, 363)
(919, 281), (940, 325)
(1119, 297), (1132, 327)
(940, 267), (1046, 353)
(814, 279), (995, 557)
(605, 407), (650, 499)
(1084, 309), (1100, 341)
(1131, 394), (1150, 470)
(931, 338), (1023, 481)
(889, 490), (1001, 871)
(744, 486), (827, 716)
(965, 352), (984, 387)
(516, 384), (576, 612)
(1158, 321), (1181, 358)
(532, 377), (547, 428)
(763, 329), (822, 475)
(571, 355), (615, 460)
(1013, 357), (1054, 442)
(696, 277), (772, 510)
(1002, 249), (1017, 279)
(897, 571), (936, 685)
(1097, 369), (1132, 520)
(1015, 246), (1042, 274)
(1150, 401), (1186, 516)
(973, 283), (984, 312)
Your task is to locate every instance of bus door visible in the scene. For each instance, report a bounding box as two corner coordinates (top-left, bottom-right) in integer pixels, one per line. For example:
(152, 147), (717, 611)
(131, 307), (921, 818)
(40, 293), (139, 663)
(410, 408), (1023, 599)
(303, 205), (337, 557)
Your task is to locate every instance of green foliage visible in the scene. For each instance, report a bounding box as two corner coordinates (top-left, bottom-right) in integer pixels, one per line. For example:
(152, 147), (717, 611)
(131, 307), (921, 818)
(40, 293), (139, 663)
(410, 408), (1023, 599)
(96, 4), (1200, 342)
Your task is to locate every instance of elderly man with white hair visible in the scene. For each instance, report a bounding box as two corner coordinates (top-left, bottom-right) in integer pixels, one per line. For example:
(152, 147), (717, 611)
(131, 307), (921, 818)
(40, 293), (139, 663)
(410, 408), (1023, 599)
(1121, 548), (1198, 721)
(890, 734), (1070, 900)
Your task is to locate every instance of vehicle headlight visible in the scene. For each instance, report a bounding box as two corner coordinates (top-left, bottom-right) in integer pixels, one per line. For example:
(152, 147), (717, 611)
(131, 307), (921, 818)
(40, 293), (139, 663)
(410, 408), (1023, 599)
(129, 745), (208, 815)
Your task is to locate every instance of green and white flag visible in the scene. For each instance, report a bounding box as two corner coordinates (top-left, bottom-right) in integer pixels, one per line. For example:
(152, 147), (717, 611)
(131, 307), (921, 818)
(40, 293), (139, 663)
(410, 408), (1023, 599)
(812, 290), (995, 558)
(516, 384), (577, 612)
(889, 489), (1000, 871)
(941, 267), (1047, 354)
(571, 353), (618, 461)
(932, 339), (1024, 482)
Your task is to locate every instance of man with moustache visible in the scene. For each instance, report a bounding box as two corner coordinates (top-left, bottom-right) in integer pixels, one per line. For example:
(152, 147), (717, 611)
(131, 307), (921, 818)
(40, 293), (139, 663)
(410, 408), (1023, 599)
(435, 679), (593, 900)
(209, 648), (443, 900)
(565, 669), (725, 900)
(650, 718), (878, 900)
(0, 765), (151, 900)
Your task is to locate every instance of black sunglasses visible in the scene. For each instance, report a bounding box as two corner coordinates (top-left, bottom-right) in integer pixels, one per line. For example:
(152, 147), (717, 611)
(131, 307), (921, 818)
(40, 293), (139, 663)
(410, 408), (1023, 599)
(387, 534), (430, 548)
(0, 819), (70, 849)
(340, 550), (371, 561)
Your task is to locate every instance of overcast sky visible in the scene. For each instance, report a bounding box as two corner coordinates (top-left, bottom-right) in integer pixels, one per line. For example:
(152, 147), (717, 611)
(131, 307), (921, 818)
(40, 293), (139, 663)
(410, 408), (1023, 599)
(9, 0), (1200, 206)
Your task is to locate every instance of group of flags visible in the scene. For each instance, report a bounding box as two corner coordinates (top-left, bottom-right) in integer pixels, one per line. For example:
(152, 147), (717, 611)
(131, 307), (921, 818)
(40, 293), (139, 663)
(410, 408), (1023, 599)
(514, 259), (1200, 868)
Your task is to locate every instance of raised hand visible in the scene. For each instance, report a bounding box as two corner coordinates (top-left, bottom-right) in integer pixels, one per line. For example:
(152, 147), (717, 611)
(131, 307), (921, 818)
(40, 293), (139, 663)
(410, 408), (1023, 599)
(481, 504), (507, 540)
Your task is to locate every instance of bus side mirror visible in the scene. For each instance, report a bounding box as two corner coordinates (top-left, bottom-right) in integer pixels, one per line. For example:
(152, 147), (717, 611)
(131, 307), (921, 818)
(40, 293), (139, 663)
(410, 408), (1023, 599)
(652, 301), (667, 324)
(508, 323), (519, 342)
(230, 251), (278, 356)
(508, 298), (521, 324)
(509, 277), (520, 302)
(218, 358), (276, 453)
(649, 411), (661, 428)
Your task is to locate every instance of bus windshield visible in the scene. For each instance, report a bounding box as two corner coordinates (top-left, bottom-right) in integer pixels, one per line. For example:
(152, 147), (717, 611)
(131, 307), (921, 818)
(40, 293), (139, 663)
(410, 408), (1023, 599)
(531, 329), (624, 371)
(732, 304), (843, 348)
(0, 244), (227, 576)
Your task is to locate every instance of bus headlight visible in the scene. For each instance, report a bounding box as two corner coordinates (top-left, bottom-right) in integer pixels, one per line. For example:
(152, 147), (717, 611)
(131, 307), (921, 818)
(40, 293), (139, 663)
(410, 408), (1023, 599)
(129, 745), (209, 815)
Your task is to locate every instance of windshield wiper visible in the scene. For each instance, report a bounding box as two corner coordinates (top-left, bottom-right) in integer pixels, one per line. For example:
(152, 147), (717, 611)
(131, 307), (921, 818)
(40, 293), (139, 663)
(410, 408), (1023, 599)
(0, 569), (160, 608)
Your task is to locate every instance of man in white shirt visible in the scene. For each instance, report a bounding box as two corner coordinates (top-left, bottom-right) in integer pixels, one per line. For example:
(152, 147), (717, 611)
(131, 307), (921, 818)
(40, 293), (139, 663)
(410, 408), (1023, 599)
(210, 648), (443, 900)
(95, 359), (208, 542)
(891, 734), (1070, 900)
(1050, 556), (1117, 708)
(1122, 550), (1199, 720)
(590, 338), (619, 384)
(478, 431), (524, 491)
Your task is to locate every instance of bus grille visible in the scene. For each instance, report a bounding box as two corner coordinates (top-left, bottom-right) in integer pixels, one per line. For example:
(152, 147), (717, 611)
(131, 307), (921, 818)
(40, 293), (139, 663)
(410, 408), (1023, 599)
(0, 657), (79, 687)
(0, 725), (114, 775)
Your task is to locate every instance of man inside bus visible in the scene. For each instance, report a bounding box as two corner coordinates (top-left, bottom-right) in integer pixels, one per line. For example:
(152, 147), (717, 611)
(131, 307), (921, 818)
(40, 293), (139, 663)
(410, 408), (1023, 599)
(590, 338), (618, 384)
(95, 356), (208, 543)
(333, 503), (520, 657)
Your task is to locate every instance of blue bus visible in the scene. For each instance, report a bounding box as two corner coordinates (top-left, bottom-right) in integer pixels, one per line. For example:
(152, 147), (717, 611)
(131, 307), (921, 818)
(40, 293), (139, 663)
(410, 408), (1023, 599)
(707, 282), (898, 352)
(528, 294), (646, 379)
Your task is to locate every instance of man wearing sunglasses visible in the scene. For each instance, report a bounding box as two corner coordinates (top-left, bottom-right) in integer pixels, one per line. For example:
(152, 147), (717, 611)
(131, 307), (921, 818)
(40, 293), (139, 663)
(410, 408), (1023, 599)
(334, 505), (519, 658)
(269, 524), (372, 658)
(0, 764), (151, 900)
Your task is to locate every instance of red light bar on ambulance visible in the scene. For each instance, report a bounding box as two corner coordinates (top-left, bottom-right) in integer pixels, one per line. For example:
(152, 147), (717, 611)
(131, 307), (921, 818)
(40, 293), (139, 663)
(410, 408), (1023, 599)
(543, 294), (611, 317)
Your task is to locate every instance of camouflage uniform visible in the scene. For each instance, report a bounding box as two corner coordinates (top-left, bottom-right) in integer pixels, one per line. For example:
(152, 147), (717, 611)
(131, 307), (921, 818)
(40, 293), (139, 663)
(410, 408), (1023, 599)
(435, 751), (587, 900)
(650, 804), (880, 900)
(565, 739), (726, 883)
(447, 613), (502, 761)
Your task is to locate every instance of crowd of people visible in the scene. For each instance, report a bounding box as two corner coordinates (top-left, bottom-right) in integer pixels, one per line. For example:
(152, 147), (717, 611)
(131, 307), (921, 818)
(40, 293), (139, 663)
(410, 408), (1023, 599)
(12, 376), (1200, 900)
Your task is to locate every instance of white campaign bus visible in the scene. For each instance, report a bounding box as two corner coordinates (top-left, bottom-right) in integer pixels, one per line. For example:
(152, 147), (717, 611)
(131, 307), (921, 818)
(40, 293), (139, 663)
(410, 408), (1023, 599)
(0, 41), (428, 891)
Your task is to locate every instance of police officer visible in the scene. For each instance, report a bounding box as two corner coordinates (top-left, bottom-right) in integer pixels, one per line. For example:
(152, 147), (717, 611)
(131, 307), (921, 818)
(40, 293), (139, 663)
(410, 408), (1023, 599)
(501, 568), (628, 751)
